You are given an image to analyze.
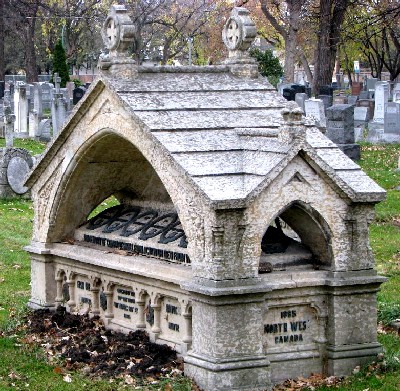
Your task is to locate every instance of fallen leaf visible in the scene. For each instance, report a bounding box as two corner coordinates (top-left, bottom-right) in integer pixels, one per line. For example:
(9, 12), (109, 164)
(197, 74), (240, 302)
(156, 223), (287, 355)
(53, 367), (63, 375)
(63, 374), (72, 383)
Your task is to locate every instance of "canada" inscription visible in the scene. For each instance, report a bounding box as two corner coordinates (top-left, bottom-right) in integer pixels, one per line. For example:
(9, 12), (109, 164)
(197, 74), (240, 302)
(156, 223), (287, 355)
(264, 310), (310, 344)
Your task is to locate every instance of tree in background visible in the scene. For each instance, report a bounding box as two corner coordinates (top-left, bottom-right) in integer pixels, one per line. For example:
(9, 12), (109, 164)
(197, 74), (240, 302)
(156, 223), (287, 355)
(250, 48), (283, 86)
(52, 39), (70, 87)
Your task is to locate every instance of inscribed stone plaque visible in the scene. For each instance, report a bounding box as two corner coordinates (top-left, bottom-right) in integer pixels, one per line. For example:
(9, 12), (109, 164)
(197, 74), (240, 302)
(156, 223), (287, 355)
(160, 298), (182, 342)
(113, 285), (138, 324)
(75, 277), (93, 311)
(264, 305), (317, 351)
(6, 156), (30, 194)
(75, 204), (190, 264)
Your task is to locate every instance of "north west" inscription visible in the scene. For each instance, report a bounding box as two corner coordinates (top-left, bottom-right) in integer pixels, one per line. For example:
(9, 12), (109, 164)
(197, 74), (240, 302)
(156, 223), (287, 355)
(264, 309), (310, 344)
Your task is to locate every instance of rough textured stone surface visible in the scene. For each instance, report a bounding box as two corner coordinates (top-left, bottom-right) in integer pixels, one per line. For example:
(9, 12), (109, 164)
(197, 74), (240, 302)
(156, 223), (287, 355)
(25, 6), (386, 391)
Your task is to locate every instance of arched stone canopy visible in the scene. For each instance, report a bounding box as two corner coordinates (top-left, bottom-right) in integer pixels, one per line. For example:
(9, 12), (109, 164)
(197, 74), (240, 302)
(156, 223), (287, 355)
(46, 130), (175, 243)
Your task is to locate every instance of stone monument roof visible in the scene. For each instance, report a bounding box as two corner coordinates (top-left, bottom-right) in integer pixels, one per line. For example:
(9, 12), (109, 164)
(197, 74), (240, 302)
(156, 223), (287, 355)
(26, 64), (385, 206)
(25, 5), (385, 207)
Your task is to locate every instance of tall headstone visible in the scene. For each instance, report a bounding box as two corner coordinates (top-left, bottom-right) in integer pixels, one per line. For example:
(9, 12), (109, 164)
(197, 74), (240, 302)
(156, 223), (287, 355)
(366, 78), (377, 98)
(13, 82), (29, 138)
(295, 93), (308, 113)
(51, 73), (69, 137)
(319, 94), (333, 112)
(41, 82), (53, 110)
(304, 98), (326, 128)
(3, 101), (15, 147)
(326, 104), (360, 160)
(373, 81), (389, 123)
(392, 83), (400, 103)
(384, 102), (400, 134)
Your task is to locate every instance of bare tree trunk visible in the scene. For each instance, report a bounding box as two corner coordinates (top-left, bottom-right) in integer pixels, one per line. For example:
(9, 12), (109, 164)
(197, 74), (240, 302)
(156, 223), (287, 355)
(0, 0), (5, 80)
(24, 18), (38, 82)
(312, 0), (350, 95)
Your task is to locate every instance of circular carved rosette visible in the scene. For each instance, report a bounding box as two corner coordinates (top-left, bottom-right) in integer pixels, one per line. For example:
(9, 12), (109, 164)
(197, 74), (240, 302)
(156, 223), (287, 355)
(222, 7), (257, 53)
(101, 5), (136, 54)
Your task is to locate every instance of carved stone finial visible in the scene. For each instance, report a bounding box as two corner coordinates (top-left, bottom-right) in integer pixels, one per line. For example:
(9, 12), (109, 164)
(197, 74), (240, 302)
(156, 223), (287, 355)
(222, 8), (258, 78)
(102, 5), (136, 55)
(282, 103), (304, 124)
(98, 5), (137, 77)
(222, 7), (257, 61)
(279, 102), (306, 144)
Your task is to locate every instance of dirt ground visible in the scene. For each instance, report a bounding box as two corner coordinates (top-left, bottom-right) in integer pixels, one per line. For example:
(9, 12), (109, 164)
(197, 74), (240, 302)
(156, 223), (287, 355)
(25, 307), (185, 384)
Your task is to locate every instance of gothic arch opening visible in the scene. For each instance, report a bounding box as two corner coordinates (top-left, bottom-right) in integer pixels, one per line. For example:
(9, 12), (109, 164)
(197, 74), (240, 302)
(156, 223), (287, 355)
(48, 132), (188, 258)
(259, 201), (332, 273)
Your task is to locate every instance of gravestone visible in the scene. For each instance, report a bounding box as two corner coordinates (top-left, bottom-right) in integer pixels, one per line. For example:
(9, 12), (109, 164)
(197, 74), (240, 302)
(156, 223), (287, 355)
(25, 5), (387, 391)
(347, 95), (358, 106)
(38, 119), (51, 142)
(392, 83), (400, 103)
(326, 104), (360, 160)
(73, 86), (87, 105)
(13, 83), (29, 138)
(38, 74), (51, 82)
(0, 147), (33, 199)
(354, 107), (368, 142)
(384, 102), (400, 134)
(319, 85), (333, 96)
(304, 98), (326, 127)
(366, 78), (377, 98)
(333, 95), (347, 105)
(51, 73), (69, 136)
(295, 92), (308, 113)
(41, 82), (53, 110)
(319, 94), (333, 112)
(359, 91), (369, 100)
(373, 81), (389, 123)
(0, 81), (4, 99)
(282, 87), (295, 101)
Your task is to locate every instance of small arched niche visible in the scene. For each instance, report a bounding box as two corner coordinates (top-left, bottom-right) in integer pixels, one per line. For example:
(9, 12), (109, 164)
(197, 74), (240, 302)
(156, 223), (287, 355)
(259, 201), (332, 273)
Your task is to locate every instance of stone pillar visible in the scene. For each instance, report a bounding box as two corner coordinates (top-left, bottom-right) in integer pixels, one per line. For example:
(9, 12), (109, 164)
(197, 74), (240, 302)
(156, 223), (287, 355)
(66, 274), (76, 310)
(90, 286), (101, 317)
(13, 83), (29, 138)
(103, 286), (114, 322)
(55, 274), (64, 306)
(136, 299), (146, 329)
(150, 295), (162, 340)
(26, 249), (57, 310)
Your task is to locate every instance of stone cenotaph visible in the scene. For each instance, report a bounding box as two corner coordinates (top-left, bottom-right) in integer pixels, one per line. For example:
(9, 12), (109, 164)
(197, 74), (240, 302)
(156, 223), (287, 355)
(26, 6), (386, 391)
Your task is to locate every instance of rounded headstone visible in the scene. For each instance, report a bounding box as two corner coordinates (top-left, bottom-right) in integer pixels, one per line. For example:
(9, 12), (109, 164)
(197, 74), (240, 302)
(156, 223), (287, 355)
(6, 156), (30, 194)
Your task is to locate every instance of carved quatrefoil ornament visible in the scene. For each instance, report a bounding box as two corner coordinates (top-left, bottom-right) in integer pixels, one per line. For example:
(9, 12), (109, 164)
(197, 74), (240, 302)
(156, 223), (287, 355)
(102, 5), (136, 54)
(222, 7), (257, 53)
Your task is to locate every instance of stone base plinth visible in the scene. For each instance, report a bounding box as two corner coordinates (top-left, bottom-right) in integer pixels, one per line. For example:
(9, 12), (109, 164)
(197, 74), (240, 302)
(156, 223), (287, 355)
(326, 342), (383, 375)
(185, 352), (271, 391)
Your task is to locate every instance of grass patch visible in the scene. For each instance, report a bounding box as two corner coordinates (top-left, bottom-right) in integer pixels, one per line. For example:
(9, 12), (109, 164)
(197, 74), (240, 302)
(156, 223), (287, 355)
(0, 139), (47, 156)
(0, 141), (400, 389)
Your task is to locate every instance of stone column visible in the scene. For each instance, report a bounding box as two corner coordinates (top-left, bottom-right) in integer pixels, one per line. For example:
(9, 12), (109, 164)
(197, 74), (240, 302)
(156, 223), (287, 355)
(66, 275), (76, 310)
(103, 285), (114, 323)
(135, 299), (146, 328)
(54, 275), (64, 306)
(150, 296), (162, 339)
(90, 286), (101, 317)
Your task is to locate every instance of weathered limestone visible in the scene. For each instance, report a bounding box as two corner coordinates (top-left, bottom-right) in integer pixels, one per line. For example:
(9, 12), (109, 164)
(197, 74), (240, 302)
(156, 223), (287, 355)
(25, 5), (386, 391)
(14, 82), (29, 138)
